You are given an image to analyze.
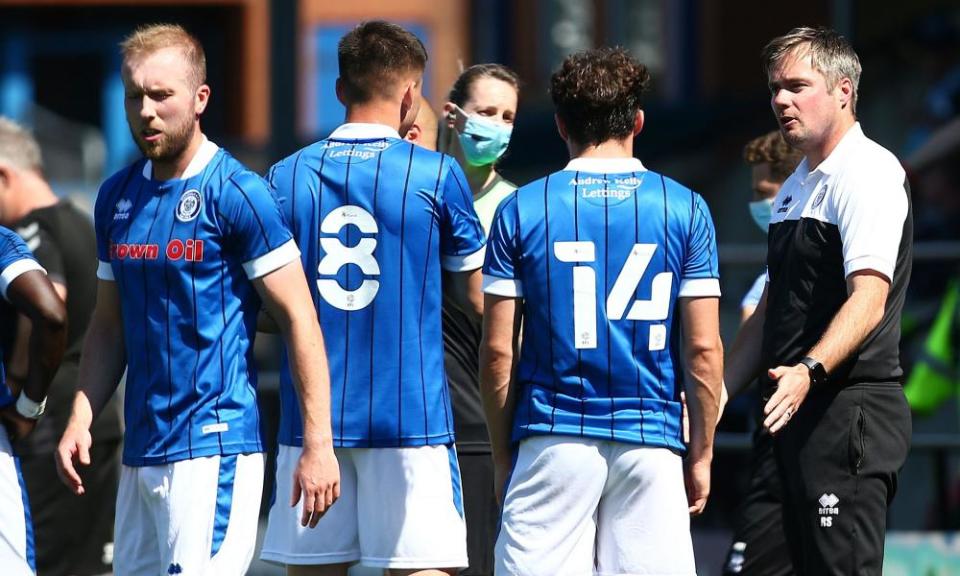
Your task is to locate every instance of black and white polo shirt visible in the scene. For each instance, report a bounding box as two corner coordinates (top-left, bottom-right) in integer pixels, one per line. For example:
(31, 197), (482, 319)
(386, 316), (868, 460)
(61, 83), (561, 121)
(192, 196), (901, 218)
(762, 122), (913, 386)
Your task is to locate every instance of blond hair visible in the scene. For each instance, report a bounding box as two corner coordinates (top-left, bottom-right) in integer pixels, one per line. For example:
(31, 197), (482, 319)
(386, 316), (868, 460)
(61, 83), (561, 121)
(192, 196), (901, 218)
(763, 27), (861, 114)
(120, 23), (206, 89)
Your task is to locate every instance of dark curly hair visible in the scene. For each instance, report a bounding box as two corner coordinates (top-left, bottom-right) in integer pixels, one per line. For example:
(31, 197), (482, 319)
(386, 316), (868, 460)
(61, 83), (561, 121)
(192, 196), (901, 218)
(448, 63), (520, 107)
(743, 130), (803, 182)
(338, 21), (428, 104)
(550, 47), (651, 146)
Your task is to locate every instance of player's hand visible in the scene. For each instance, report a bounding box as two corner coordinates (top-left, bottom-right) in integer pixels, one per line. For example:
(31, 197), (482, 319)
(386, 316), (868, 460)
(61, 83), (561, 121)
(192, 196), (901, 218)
(55, 424), (93, 495)
(684, 457), (711, 515)
(291, 444), (340, 528)
(1, 406), (36, 439)
(763, 364), (810, 435)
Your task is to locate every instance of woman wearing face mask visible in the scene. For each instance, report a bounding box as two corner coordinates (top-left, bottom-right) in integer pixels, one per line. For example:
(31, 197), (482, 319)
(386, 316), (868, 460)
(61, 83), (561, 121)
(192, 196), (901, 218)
(438, 63), (520, 576)
(440, 63), (520, 231)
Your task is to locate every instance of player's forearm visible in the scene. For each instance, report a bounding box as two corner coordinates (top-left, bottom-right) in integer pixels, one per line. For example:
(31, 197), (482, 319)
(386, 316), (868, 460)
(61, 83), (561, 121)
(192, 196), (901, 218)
(806, 282), (886, 373)
(684, 336), (723, 460)
(479, 341), (516, 466)
(22, 306), (67, 403)
(724, 302), (765, 398)
(70, 317), (126, 429)
(283, 313), (334, 449)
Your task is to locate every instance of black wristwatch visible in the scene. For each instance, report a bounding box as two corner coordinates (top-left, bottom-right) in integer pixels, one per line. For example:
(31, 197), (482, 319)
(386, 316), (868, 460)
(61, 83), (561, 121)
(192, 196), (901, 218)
(798, 356), (828, 387)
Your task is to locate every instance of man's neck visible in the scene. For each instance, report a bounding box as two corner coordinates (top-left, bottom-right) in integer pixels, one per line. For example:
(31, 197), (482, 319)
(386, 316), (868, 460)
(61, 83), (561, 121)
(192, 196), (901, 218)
(344, 102), (403, 134)
(3, 172), (58, 224)
(805, 116), (856, 171)
(152, 128), (204, 181)
(568, 137), (634, 160)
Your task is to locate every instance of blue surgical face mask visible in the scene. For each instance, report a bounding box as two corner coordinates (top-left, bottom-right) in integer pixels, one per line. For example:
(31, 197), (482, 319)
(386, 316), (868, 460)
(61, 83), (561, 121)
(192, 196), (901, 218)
(455, 106), (513, 167)
(749, 198), (774, 232)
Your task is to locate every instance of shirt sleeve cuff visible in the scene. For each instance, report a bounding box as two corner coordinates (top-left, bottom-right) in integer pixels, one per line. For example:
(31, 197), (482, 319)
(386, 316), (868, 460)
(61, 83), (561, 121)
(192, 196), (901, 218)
(844, 256), (894, 282)
(442, 246), (486, 272)
(678, 277), (721, 298)
(1, 259), (45, 301)
(243, 239), (301, 279)
(482, 274), (523, 297)
(97, 260), (115, 281)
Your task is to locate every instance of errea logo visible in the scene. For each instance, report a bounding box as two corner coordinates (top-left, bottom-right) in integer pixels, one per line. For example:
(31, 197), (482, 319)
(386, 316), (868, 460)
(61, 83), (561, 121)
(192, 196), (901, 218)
(776, 195), (793, 214)
(818, 493), (840, 527)
(114, 198), (133, 221)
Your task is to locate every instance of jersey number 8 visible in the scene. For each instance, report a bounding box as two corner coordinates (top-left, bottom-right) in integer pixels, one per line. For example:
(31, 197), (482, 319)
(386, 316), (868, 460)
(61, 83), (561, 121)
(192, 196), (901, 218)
(554, 241), (672, 349)
(318, 205), (380, 310)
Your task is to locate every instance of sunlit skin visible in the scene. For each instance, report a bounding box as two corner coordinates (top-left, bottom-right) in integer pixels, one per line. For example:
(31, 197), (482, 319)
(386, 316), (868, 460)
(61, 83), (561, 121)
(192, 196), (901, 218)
(768, 48), (854, 170)
(751, 162), (781, 202)
(122, 46), (209, 180)
(443, 77), (518, 194)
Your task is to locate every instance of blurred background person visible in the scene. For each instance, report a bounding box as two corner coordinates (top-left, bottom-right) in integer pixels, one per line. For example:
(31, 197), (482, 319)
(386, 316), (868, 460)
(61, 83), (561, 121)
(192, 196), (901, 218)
(721, 130), (801, 576)
(0, 117), (120, 576)
(438, 62), (520, 576)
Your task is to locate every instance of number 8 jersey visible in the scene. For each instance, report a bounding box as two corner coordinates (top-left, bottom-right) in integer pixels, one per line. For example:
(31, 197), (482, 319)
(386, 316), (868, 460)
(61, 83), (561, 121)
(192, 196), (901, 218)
(269, 123), (486, 448)
(483, 157), (720, 453)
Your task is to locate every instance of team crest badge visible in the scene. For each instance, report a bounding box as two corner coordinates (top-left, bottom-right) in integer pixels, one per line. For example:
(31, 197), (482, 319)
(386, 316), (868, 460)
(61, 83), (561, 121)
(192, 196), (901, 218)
(813, 185), (828, 208)
(176, 190), (202, 222)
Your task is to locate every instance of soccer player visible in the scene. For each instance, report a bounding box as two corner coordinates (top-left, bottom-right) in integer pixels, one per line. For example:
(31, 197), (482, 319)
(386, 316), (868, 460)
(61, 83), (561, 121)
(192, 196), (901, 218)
(724, 27), (912, 575)
(0, 117), (122, 576)
(54, 24), (338, 576)
(0, 225), (67, 576)
(481, 47), (723, 575)
(261, 20), (484, 575)
(721, 131), (801, 576)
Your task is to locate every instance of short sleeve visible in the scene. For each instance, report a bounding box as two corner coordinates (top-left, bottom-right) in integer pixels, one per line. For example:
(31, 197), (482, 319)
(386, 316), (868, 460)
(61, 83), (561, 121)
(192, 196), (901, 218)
(0, 228), (44, 302)
(218, 171), (299, 279)
(679, 194), (721, 297)
(740, 272), (767, 310)
(266, 157), (296, 229)
(439, 159), (486, 272)
(93, 176), (120, 281)
(482, 193), (523, 298)
(833, 167), (907, 282)
(16, 220), (65, 285)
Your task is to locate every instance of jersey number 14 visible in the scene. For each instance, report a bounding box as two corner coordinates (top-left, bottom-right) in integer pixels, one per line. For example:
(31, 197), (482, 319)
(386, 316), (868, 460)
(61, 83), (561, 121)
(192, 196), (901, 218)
(554, 241), (672, 349)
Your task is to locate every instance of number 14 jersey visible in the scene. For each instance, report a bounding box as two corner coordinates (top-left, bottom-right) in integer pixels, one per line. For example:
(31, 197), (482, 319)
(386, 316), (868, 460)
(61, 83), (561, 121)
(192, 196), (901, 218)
(269, 123), (486, 448)
(483, 157), (720, 454)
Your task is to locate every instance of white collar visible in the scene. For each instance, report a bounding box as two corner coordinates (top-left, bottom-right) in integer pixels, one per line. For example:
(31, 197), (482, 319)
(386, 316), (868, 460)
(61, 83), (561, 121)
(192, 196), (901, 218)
(329, 123), (402, 140)
(563, 157), (646, 174)
(142, 136), (219, 181)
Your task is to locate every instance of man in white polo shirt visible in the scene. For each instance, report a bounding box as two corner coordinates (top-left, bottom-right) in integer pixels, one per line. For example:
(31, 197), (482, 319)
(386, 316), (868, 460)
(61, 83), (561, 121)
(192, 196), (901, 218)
(724, 26), (912, 575)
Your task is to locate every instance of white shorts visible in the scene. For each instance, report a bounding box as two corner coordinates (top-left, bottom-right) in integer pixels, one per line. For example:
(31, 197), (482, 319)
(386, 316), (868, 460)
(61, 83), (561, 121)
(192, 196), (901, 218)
(261, 444), (468, 569)
(113, 452), (264, 576)
(495, 436), (695, 576)
(0, 426), (34, 576)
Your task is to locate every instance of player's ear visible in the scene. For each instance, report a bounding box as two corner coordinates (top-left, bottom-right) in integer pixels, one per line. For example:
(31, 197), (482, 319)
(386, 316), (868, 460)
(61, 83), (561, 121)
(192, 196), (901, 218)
(194, 84), (210, 117)
(405, 123), (422, 144)
(400, 82), (416, 126)
(554, 113), (568, 141)
(633, 109), (645, 136)
(335, 78), (347, 107)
